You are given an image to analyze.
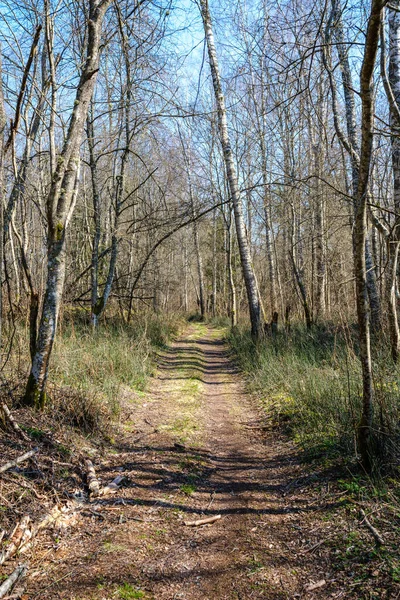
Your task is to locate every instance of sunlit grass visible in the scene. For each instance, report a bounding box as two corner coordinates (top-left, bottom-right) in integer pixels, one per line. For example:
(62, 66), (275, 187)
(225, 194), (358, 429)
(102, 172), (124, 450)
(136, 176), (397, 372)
(228, 324), (400, 468)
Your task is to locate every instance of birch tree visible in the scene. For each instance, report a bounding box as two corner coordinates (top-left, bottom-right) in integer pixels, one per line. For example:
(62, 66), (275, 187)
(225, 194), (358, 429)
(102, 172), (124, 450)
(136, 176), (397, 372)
(198, 0), (262, 337)
(0, 55), (5, 351)
(354, 0), (385, 469)
(324, 0), (382, 331)
(23, 0), (112, 406)
(383, 2), (400, 362)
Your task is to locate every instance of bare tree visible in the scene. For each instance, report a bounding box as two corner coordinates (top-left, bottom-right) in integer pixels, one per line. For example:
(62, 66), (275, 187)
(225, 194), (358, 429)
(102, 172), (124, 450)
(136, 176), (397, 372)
(198, 0), (262, 338)
(24, 0), (112, 406)
(354, 0), (385, 469)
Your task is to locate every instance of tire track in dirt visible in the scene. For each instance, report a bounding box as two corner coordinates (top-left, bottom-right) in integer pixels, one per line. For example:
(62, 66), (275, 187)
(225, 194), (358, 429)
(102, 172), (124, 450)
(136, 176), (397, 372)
(27, 324), (341, 599)
(125, 325), (334, 599)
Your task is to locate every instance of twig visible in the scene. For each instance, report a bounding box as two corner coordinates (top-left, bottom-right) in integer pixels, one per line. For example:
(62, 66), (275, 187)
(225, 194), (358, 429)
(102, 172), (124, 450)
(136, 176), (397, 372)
(360, 509), (384, 546)
(0, 403), (30, 441)
(302, 540), (326, 554)
(184, 514), (221, 526)
(100, 475), (124, 496)
(8, 473), (46, 499)
(206, 491), (215, 511)
(0, 448), (38, 474)
(4, 25), (42, 153)
(0, 516), (32, 566)
(0, 564), (28, 598)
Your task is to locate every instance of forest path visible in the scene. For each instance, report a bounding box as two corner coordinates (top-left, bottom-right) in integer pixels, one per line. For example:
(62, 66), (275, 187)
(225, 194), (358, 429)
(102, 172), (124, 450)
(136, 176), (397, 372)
(29, 324), (338, 600)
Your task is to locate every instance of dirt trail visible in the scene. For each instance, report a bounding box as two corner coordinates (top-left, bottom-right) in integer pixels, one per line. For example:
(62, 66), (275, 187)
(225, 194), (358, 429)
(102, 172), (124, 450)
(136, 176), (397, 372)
(27, 325), (354, 599)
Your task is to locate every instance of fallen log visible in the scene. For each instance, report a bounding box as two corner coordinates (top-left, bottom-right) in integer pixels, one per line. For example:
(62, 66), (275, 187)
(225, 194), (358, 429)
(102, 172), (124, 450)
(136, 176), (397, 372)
(0, 403), (30, 442)
(85, 460), (100, 498)
(100, 475), (124, 496)
(184, 514), (221, 527)
(360, 509), (384, 547)
(0, 564), (28, 598)
(0, 448), (38, 475)
(0, 516), (32, 566)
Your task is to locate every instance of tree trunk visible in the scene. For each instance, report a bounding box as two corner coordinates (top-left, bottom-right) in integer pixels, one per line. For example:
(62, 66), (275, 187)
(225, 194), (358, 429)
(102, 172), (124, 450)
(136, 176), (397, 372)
(290, 200), (312, 329)
(212, 208), (217, 317)
(193, 212), (206, 320)
(387, 1), (400, 362)
(87, 108), (102, 330)
(24, 239), (65, 407)
(355, 0), (384, 470)
(313, 142), (326, 322)
(386, 239), (399, 361)
(227, 213), (237, 328)
(23, 0), (111, 407)
(0, 56), (5, 351)
(199, 0), (261, 338)
(328, 0), (382, 331)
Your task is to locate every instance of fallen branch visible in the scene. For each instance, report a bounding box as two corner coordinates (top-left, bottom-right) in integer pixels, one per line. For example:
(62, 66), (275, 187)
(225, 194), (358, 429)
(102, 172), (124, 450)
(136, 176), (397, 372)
(85, 460), (100, 498)
(0, 403), (30, 442)
(100, 475), (124, 496)
(0, 502), (78, 569)
(360, 509), (384, 546)
(9, 473), (46, 499)
(184, 514), (221, 527)
(304, 579), (326, 592)
(0, 448), (38, 475)
(0, 564), (28, 598)
(0, 516), (32, 566)
(302, 539), (326, 554)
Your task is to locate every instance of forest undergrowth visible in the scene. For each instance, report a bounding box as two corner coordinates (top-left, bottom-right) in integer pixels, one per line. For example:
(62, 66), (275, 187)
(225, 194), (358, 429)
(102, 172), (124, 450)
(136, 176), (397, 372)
(2, 313), (183, 434)
(228, 322), (400, 480)
(1, 317), (400, 598)
(225, 322), (400, 595)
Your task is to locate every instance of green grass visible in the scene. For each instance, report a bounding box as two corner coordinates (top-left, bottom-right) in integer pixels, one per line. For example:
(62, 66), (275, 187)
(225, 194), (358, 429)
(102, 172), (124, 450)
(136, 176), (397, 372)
(180, 483), (196, 495)
(117, 583), (146, 599)
(53, 316), (181, 396)
(33, 314), (182, 433)
(228, 324), (400, 468)
(103, 541), (127, 553)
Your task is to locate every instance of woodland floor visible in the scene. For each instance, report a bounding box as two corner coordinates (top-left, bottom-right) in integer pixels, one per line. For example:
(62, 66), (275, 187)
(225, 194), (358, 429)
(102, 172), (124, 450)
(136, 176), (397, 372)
(1, 324), (400, 599)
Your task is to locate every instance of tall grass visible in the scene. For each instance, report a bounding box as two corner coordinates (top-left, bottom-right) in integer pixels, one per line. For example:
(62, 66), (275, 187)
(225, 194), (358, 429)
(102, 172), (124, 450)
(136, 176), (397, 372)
(3, 313), (182, 433)
(51, 315), (182, 423)
(228, 325), (400, 469)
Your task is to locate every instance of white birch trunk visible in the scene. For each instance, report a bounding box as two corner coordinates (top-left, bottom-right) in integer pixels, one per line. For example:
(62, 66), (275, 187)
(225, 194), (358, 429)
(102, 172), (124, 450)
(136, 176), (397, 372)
(387, 2), (400, 362)
(24, 0), (111, 406)
(328, 0), (381, 330)
(199, 0), (261, 337)
(354, 0), (384, 470)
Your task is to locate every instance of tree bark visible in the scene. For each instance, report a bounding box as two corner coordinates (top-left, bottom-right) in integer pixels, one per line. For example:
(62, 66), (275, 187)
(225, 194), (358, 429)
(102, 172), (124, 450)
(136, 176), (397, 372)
(212, 208), (217, 317)
(355, 0), (384, 470)
(23, 0), (111, 407)
(87, 107), (102, 330)
(199, 0), (261, 338)
(0, 54), (5, 351)
(387, 2), (400, 362)
(327, 0), (382, 331)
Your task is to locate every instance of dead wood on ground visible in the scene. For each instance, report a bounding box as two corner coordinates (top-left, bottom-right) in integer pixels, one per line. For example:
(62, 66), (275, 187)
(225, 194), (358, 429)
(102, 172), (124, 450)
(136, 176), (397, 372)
(0, 449), (38, 475)
(0, 563), (28, 598)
